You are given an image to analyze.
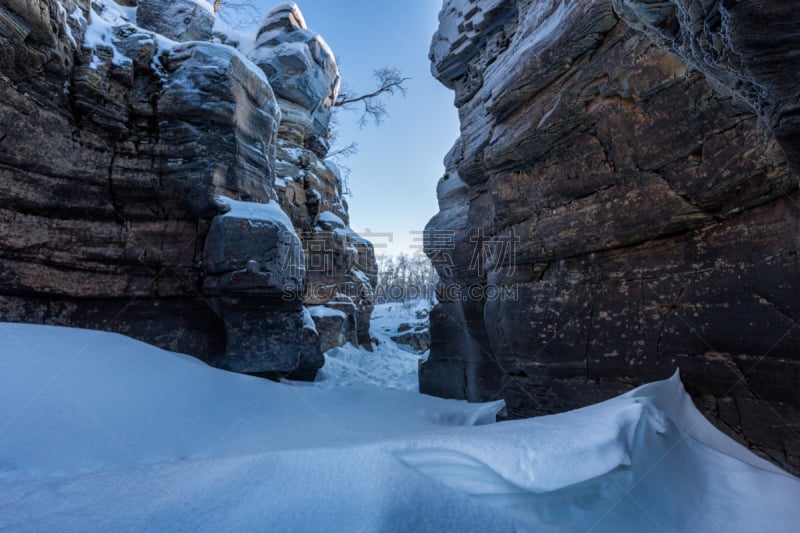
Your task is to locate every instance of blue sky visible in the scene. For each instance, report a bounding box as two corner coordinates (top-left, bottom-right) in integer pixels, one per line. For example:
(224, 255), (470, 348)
(244, 1), (460, 257)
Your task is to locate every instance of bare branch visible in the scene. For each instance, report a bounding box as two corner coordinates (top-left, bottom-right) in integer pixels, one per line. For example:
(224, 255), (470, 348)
(334, 67), (409, 127)
(327, 142), (359, 160)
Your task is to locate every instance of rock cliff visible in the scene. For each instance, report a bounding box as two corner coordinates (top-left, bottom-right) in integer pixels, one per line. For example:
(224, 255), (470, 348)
(422, 0), (800, 473)
(249, 3), (377, 351)
(0, 0), (375, 379)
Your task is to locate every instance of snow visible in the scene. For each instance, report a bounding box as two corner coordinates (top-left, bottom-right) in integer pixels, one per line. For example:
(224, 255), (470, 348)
(215, 195), (294, 229)
(352, 268), (372, 285)
(84, 4), (133, 69)
(306, 305), (347, 319)
(316, 210), (346, 228)
(81, 0), (169, 73)
(194, 0), (215, 16)
(301, 307), (318, 333)
(79, 0), (273, 113)
(250, 39), (313, 66)
(326, 159), (344, 181)
(371, 299), (433, 336)
(314, 340), (421, 392)
(115, 4), (137, 22)
(311, 302), (427, 391)
(270, 2), (304, 22)
(56, 2), (77, 46)
(1, 320), (798, 531)
(333, 225), (373, 248)
(280, 145), (306, 160)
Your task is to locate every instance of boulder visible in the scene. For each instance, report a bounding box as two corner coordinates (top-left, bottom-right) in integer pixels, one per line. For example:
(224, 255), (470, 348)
(391, 330), (431, 354)
(307, 305), (356, 352)
(136, 0), (214, 42)
(202, 197), (304, 296)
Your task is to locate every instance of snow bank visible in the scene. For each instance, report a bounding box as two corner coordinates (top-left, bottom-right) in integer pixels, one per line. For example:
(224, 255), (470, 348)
(1, 322), (798, 531)
(316, 210), (346, 228)
(306, 305), (348, 319)
(0, 323), (495, 479)
(314, 340), (422, 392)
(310, 301), (433, 391)
(215, 195), (294, 229)
(84, 4), (133, 69)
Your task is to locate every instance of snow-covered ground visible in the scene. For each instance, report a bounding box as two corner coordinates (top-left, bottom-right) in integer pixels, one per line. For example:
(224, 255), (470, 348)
(1, 316), (798, 532)
(371, 299), (433, 342)
(314, 301), (432, 391)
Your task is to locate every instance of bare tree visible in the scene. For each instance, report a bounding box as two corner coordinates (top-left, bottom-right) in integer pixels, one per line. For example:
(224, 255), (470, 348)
(334, 68), (410, 127)
(212, 3), (409, 180)
(374, 253), (438, 304)
(323, 68), (409, 190)
(325, 112), (359, 160)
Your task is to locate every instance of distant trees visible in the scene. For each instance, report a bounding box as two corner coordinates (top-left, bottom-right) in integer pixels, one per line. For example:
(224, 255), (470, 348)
(374, 254), (438, 304)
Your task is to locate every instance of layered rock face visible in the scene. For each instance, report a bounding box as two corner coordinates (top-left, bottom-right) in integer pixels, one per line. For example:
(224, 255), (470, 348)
(422, 0), (800, 473)
(250, 4), (377, 350)
(612, 0), (800, 179)
(0, 0), (374, 379)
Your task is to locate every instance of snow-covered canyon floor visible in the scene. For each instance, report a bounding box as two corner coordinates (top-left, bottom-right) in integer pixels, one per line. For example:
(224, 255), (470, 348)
(1, 303), (798, 532)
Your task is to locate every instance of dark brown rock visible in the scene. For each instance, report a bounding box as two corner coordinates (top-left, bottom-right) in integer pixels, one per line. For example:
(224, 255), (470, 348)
(422, 0), (800, 474)
(0, 0), (376, 379)
(612, 0), (800, 179)
(307, 305), (356, 352)
(391, 330), (431, 354)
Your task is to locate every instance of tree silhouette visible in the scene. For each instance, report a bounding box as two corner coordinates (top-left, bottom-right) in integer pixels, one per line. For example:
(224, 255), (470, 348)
(334, 68), (410, 127)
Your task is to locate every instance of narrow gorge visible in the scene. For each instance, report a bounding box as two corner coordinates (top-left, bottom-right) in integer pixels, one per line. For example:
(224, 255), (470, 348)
(0, 0), (798, 480)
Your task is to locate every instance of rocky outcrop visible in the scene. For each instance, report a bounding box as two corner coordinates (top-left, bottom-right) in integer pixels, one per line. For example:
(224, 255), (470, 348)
(612, 0), (800, 179)
(136, 0), (213, 42)
(249, 4), (377, 350)
(250, 2), (337, 157)
(0, 0), (373, 378)
(391, 325), (431, 354)
(422, 0), (800, 473)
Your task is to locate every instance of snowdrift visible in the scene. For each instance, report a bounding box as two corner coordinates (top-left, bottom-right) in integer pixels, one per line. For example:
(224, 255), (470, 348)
(1, 322), (797, 532)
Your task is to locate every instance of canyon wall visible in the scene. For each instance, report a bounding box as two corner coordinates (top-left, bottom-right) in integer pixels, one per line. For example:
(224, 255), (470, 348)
(0, 0), (375, 379)
(252, 4), (377, 352)
(422, 0), (800, 473)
